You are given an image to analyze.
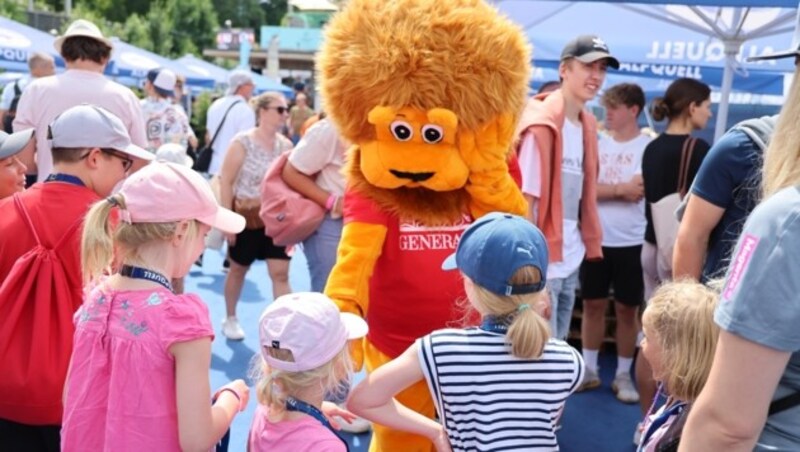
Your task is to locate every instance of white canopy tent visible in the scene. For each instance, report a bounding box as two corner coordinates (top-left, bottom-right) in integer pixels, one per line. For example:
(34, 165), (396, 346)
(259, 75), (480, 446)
(497, 0), (799, 141)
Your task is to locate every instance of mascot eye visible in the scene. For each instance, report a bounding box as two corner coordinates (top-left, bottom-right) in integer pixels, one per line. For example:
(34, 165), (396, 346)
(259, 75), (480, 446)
(421, 125), (444, 144)
(390, 121), (414, 141)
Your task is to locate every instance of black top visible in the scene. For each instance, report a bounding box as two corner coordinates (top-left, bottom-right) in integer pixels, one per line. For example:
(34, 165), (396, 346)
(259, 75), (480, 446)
(641, 133), (710, 244)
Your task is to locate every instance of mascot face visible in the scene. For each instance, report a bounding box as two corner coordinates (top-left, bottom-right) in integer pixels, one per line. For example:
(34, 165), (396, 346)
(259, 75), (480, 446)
(359, 106), (469, 191)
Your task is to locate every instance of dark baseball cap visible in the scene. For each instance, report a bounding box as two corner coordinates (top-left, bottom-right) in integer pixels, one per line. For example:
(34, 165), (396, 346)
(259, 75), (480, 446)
(561, 35), (620, 70)
(442, 212), (549, 296)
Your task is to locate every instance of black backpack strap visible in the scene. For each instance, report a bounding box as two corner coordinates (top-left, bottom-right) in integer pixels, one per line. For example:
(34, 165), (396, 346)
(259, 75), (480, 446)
(207, 100), (243, 150)
(768, 391), (800, 416)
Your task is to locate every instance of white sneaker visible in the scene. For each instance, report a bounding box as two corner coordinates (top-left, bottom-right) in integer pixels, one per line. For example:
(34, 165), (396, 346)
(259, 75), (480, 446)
(222, 317), (245, 341)
(612, 373), (640, 404)
(577, 367), (601, 392)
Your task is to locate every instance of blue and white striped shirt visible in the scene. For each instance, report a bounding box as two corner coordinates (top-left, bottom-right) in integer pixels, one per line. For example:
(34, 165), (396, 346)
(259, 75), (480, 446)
(417, 327), (584, 451)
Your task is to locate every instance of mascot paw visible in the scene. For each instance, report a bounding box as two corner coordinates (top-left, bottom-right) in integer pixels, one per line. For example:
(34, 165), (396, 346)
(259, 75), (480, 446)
(459, 113), (516, 173)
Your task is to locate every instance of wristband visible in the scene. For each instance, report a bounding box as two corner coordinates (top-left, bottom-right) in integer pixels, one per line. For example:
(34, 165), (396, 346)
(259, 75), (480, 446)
(325, 194), (338, 211)
(215, 387), (242, 410)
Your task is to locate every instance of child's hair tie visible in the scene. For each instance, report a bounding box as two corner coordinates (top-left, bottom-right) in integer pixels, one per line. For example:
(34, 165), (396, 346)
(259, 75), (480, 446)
(517, 304), (530, 313)
(106, 196), (119, 207)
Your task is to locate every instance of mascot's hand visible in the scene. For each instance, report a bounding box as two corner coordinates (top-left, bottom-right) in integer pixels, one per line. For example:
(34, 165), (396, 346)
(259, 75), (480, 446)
(458, 113), (515, 174)
(459, 114), (527, 217)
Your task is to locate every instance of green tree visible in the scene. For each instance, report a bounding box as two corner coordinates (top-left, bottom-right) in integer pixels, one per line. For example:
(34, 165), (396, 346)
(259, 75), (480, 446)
(165, 0), (218, 57)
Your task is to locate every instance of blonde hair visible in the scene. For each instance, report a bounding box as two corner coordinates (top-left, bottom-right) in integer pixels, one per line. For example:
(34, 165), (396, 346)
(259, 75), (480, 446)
(467, 266), (550, 359)
(251, 346), (353, 411)
(250, 92), (286, 123)
(81, 194), (199, 284)
(642, 280), (719, 402)
(762, 66), (800, 198)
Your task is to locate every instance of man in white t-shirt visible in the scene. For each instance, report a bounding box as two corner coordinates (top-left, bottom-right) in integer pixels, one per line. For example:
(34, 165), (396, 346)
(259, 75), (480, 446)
(1, 52), (55, 135)
(13, 20), (147, 182)
(577, 84), (651, 405)
(204, 70), (255, 175)
(514, 35), (619, 341)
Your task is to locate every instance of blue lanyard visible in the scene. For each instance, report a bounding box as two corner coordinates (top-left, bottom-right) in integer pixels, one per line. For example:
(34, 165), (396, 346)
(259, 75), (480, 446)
(119, 265), (174, 293)
(285, 396), (349, 451)
(480, 315), (511, 334)
(44, 173), (85, 187)
(639, 401), (686, 449)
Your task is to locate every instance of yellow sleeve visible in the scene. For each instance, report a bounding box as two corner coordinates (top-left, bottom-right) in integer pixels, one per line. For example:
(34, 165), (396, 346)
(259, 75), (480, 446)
(324, 221), (387, 319)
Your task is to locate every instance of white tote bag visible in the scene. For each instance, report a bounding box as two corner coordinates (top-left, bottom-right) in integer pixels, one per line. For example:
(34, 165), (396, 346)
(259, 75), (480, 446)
(205, 175), (226, 250)
(650, 137), (696, 273)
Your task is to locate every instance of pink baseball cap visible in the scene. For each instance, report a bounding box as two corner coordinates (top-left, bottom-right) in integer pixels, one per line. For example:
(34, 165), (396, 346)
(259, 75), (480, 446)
(117, 161), (245, 234)
(259, 292), (368, 372)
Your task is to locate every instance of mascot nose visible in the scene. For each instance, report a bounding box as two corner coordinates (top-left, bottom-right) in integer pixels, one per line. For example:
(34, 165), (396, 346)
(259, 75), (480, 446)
(390, 170), (435, 182)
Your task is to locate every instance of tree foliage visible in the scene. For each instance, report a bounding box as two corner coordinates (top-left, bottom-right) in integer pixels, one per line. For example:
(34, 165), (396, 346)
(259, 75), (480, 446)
(10, 0), (289, 59)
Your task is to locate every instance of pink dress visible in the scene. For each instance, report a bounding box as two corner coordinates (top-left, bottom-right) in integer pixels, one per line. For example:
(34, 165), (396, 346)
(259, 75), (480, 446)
(248, 404), (346, 452)
(61, 285), (214, 452)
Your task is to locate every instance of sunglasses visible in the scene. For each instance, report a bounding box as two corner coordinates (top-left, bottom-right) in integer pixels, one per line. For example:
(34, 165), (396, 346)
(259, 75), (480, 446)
(264, 106), (289, 114)
(80, 148), (134, 172)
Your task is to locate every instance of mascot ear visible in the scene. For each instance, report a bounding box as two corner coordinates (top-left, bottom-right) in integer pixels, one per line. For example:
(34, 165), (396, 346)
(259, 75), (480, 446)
(368, 106), (397, 126)
(426, 108), (458, 130)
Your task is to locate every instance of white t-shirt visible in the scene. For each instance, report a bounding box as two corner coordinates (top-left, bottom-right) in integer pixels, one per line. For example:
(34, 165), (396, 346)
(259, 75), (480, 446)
(597, 134), (651, 247)
(288, 118), (346, 196)
(13, 69), (147, 181)
(519, 119), (585, 279)
(205, 95), (255, 175)
(0, 76), (29, 110)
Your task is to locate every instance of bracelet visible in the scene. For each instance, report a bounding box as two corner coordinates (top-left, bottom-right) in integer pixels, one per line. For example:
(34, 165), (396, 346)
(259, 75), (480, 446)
(325, 194), (338, 211)
(215, 387), (241, 410)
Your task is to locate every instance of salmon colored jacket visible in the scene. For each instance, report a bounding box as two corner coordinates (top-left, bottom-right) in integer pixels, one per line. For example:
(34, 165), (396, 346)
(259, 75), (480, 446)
(514, 89), (603, 262)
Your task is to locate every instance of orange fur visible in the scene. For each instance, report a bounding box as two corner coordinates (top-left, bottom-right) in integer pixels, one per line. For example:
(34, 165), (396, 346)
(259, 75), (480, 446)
(318, 0), (531, 144)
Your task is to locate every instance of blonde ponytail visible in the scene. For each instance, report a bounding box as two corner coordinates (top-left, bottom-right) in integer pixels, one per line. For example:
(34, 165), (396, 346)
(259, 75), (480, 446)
(508, 304), (550, 359)
(81, 194), (201, 285)
(468, 265), (550, 359)
(81, 195), (122, 284)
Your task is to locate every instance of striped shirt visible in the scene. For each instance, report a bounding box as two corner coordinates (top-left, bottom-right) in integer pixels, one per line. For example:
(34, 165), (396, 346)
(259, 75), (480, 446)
(417, 327), (585, 451)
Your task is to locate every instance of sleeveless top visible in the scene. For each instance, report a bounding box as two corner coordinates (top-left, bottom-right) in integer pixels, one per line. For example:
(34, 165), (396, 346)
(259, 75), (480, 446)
(233, 131), (292, 199)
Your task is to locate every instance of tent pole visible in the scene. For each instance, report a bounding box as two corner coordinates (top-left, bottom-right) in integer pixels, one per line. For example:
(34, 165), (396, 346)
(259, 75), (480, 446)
(715, 39), (742, 143)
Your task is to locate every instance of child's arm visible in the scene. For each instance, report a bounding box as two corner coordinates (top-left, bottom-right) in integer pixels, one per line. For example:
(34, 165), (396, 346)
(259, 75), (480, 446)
(171, 338), (249, 452)
(347, 344), (451, 452)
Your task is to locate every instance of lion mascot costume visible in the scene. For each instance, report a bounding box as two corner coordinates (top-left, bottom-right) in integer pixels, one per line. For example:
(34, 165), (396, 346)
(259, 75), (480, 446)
(319, 0), (531, 449)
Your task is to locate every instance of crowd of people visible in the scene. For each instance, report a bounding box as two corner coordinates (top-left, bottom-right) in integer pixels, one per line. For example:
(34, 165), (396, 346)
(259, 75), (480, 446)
(0, 8), (798, 452)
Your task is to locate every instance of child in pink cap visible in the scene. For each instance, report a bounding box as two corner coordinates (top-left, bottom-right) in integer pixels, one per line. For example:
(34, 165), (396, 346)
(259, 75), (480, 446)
(61, 162), (249, 451)
(249, 292), (368, 451)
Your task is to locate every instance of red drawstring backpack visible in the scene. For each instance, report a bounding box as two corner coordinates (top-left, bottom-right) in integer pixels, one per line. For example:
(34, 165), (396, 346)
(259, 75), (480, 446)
(0, 194), (83, 425)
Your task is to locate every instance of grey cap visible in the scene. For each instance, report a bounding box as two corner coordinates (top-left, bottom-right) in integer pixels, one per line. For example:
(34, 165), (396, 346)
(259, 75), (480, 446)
(0, 128), (35, 160)
(226, 69), (254, 95)
(48, 104), (153, 161)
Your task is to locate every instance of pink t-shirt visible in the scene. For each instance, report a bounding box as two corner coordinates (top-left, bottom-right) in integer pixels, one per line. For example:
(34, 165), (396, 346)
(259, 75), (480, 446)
(248, 404), (346, 452)
(13, 69), (147, 181)
(61, 285), (214, 452)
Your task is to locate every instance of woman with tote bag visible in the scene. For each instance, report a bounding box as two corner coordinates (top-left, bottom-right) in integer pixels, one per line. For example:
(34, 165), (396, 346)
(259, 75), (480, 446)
(641, 78), (712, 297)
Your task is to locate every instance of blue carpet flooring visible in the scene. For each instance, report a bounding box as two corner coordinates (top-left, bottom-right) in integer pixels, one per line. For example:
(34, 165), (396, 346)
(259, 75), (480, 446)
(191, 249), (641, 451)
